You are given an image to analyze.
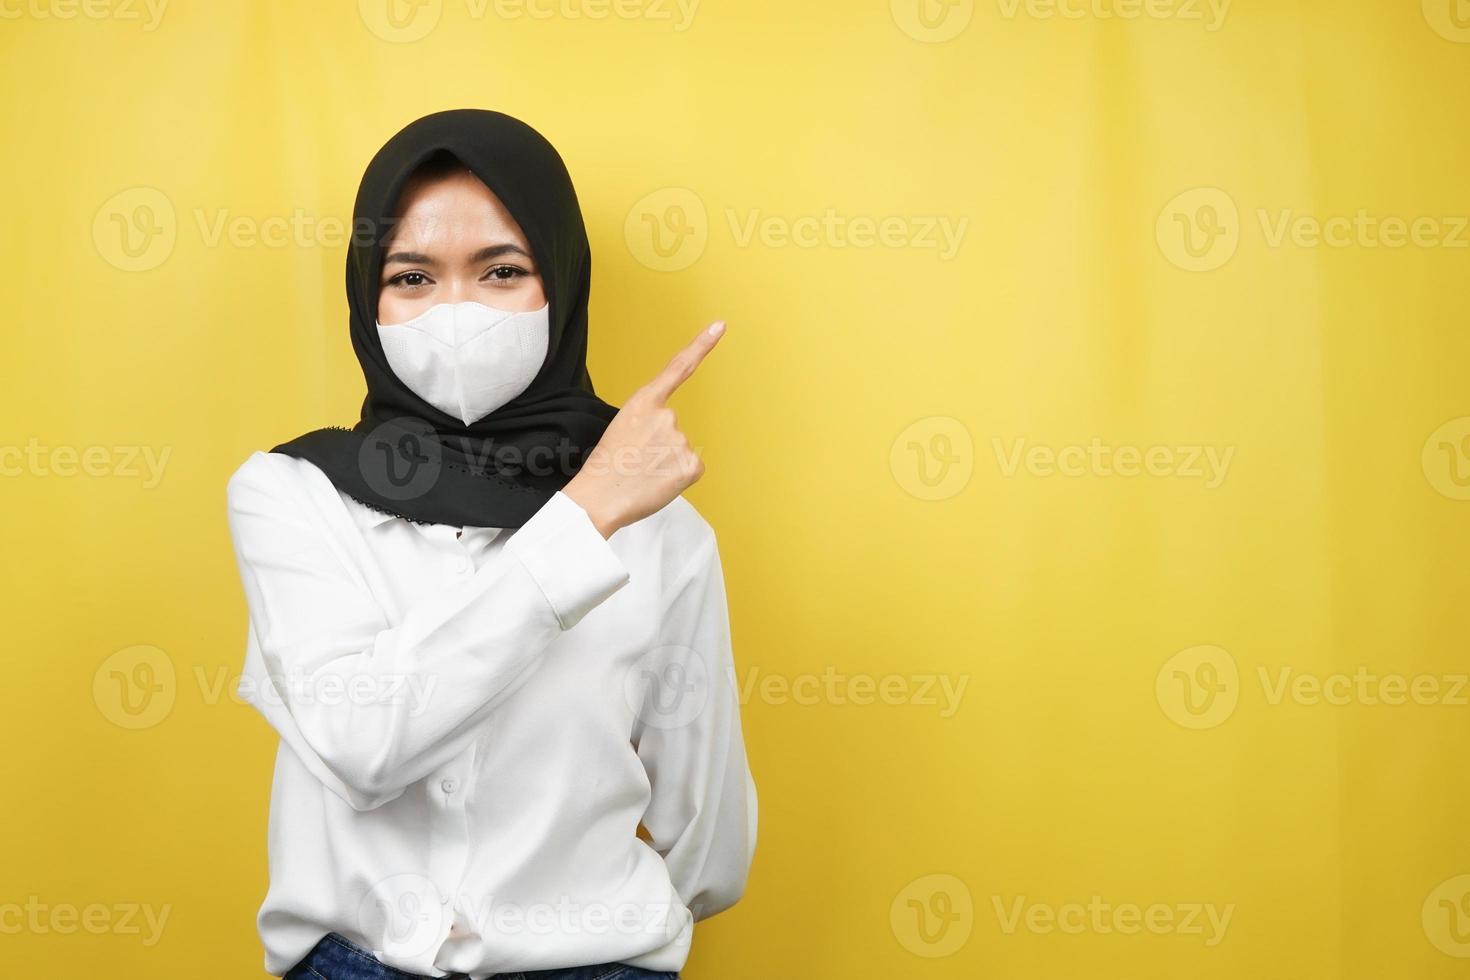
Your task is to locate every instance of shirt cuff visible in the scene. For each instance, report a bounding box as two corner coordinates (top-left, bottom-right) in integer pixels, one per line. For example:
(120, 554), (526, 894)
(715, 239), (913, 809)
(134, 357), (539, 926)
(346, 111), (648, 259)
(506, 490), (631, 630)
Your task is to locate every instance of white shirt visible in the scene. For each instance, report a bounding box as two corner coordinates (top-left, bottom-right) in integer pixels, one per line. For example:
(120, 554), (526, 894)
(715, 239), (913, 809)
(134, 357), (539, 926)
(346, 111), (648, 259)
(224, 450), (757, 978)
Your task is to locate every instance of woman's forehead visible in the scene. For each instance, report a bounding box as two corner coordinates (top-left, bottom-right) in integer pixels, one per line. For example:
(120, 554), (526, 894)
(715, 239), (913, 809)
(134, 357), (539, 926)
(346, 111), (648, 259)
(385, 173), (531, 253)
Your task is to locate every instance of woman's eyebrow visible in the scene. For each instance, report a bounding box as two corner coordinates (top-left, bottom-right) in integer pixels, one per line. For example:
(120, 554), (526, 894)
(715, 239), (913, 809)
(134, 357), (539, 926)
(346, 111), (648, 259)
(469, 243), (532, 263)
(382, 243), (532, 266)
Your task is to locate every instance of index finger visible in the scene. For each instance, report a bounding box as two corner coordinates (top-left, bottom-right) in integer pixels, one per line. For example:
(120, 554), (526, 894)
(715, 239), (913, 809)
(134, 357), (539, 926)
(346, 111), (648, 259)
(641, 320), (726, 405)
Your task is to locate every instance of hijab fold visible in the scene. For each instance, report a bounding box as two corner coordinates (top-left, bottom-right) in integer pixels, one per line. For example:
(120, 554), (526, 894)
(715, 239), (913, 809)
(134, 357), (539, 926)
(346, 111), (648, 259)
(271, 109), (618, 528)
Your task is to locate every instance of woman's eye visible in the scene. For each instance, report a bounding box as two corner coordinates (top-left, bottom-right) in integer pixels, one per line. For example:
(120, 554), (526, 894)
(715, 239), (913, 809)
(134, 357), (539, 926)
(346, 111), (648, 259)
(484, 265), (527, 282)
(388, 271), (432, 289)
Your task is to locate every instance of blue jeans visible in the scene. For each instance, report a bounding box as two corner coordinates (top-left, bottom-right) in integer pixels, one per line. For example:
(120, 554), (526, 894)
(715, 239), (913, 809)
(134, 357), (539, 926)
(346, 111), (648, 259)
(284, 932), (680, 980)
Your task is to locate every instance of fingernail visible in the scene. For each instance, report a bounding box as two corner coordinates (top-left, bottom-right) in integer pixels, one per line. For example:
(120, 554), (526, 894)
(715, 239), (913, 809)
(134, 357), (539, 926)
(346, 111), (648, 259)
(709, 321), (726, 337)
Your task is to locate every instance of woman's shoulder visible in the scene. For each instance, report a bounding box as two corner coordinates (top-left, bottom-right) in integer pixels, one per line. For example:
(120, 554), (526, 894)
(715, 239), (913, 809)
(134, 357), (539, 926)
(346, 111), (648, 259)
(225, 450), (336, 515)
(228, 450), (719, 553)
(228, 449), (320, 492)
(656, 493), (714, 538)
(636, 493), (718, 569)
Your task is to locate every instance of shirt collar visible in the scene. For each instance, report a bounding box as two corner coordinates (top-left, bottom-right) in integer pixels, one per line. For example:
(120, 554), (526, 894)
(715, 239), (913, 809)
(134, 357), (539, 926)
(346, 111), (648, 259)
(347, 496), (505, 542)
(347, 496), (403, 531)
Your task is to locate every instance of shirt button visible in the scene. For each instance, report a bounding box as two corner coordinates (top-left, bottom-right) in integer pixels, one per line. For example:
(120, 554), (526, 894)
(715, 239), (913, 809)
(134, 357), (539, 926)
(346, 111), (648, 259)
(441, 778), (457, 794)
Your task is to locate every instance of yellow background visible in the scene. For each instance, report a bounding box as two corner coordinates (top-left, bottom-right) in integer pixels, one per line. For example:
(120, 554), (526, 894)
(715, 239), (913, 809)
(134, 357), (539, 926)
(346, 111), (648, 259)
(3, 0), (1469, 976)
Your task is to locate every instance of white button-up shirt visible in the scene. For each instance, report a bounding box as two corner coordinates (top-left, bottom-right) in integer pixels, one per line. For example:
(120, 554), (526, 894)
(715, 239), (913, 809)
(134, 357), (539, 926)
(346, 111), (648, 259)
(224, 450), (758, 978)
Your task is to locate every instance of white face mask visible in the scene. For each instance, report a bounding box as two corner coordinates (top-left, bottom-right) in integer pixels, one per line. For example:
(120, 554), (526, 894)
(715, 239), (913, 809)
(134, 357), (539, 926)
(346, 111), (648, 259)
(376, 300), (550, 426)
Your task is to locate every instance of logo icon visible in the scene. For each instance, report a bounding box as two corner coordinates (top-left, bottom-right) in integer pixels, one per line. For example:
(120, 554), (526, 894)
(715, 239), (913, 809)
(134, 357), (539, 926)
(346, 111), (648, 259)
(93, 187), (176, 272)
(358, 873), (447, 959)
(1156, 644), (1238, 730)
(359, 0), (442, 42)
(1156, 187), (1239, 272)
(1423, 874), (1470, 957)
(890, 416), (973, 501)
(890, 0), (974, 42)
(625, 644), (711, 731)
(624, 188), (708, 272)
(890, 873), (973, 957)
(358, 417), (444, 502)
(1423, 0), (1470, 42)
(1422, 416), (1470, 501)
(93, 645), (176, 730)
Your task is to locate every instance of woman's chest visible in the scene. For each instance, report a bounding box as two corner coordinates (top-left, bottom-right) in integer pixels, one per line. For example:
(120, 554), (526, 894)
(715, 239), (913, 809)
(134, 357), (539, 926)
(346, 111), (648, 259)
(353, 517), (665, 720)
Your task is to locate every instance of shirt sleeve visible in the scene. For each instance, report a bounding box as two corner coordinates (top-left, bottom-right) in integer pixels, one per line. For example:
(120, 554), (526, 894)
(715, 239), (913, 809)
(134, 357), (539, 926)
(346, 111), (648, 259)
(633, 524), (759, 922)
(225, 452), (631, 811)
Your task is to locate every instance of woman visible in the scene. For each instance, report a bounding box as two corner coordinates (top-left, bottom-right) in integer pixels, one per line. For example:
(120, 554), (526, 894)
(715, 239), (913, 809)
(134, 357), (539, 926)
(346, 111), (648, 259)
(225, 108), (757, 980)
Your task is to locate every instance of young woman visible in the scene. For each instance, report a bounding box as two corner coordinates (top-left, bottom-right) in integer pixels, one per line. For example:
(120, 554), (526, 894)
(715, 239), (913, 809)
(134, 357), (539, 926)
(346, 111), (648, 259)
(225, 109), (757, 980)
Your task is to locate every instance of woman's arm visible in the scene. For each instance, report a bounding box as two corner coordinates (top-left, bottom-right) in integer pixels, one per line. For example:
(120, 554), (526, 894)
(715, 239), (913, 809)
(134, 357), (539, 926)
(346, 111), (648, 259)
(226, 451), (630, 811)
(633, 528), (759, 922)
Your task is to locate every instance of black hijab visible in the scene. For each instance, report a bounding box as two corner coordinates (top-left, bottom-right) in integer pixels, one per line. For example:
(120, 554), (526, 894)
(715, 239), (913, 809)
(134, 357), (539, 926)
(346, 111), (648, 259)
(271, 109), (618, 529)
